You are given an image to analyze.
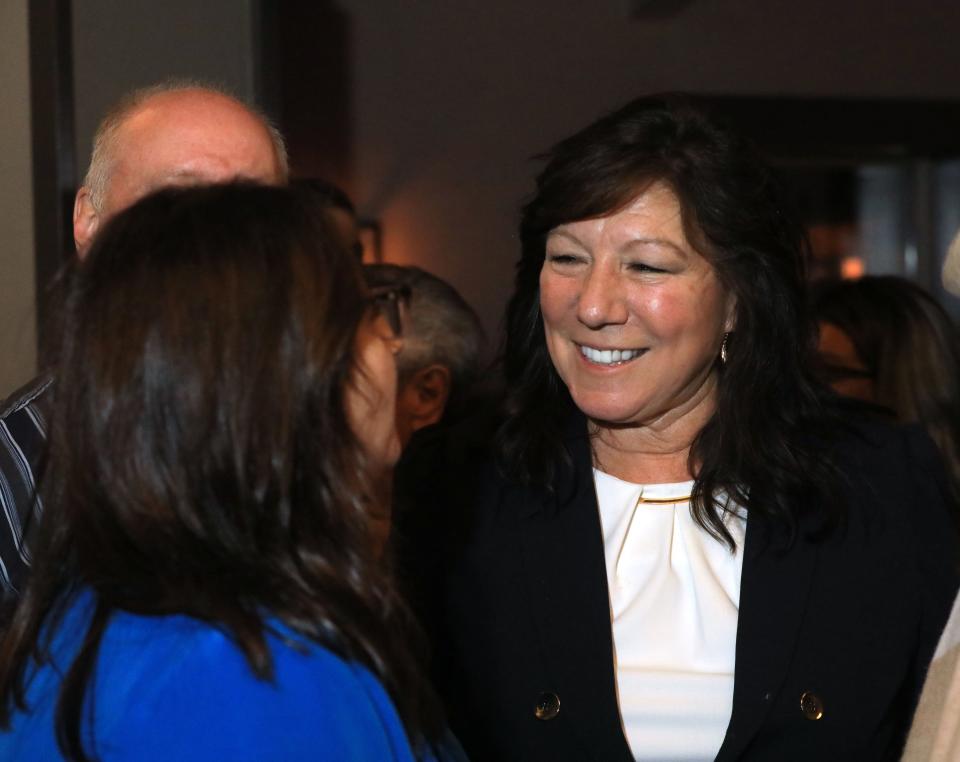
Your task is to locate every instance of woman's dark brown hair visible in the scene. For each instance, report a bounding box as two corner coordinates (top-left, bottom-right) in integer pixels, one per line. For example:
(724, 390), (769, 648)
(0, 183), (440, 758)
(501, 94), (838, 547)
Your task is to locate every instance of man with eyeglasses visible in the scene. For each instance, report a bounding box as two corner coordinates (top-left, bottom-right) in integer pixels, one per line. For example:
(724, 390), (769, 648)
(364, 265), (485, 450)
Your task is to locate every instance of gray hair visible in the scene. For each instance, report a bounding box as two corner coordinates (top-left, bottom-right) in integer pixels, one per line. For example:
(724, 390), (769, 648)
(82, 78), (289, 212)
(364, 264), (485, 399)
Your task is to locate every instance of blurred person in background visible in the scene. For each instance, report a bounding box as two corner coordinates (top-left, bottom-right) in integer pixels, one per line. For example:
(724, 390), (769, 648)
(363, 263), (486, 561)
(0, 81), (287, 600)
(364, 264), (485, 448)
(0, 184), (460, 761)
(812, 275), (960, 505)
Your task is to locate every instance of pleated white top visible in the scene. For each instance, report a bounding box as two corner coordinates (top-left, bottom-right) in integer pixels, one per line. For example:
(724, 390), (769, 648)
(593, 469), (746, 762)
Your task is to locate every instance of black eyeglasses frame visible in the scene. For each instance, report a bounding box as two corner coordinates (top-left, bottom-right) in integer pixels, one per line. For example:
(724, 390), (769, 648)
(368, 284), (411, 338)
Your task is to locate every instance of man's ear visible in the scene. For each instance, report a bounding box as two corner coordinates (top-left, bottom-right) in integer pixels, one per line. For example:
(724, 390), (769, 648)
(73, 187), (101, 257)
(400, 364), (452, 433)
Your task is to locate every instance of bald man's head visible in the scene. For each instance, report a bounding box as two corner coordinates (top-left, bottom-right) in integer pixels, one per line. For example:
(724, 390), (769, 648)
(73, 83), (287, 254)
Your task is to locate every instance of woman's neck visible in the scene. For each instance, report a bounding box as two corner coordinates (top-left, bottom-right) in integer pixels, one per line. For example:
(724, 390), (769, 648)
(589, 381), (717, 485)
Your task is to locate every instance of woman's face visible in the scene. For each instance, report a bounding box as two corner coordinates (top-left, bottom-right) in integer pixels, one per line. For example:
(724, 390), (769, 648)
(539, 182), (736, 428)
(345, 312), (402, 469)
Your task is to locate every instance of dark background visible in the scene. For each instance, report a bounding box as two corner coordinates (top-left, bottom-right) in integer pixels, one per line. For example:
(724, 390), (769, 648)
(6, 0), (960, 393)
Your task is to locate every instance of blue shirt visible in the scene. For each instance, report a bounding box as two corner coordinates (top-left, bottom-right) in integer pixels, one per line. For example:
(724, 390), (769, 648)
(0, 593), (424, 760)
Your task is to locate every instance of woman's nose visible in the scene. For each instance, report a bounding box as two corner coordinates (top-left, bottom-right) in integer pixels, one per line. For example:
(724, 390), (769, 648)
(576, 266), (628, 328)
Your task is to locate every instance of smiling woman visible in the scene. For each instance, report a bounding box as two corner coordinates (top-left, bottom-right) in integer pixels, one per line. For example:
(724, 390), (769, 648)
(399, 95), (960, 762)
(539, 182), (735, 481)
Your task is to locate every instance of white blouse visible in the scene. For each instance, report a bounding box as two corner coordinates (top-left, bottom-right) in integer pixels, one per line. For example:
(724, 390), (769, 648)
(593, 469), (746, 762)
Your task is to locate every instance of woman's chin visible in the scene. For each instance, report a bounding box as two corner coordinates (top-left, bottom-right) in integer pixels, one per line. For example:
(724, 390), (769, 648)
(574, 399), (653, 428)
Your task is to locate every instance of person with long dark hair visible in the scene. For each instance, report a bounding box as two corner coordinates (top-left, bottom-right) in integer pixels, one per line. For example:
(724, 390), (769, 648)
(813, 275), (960, 506)
(397, 95), (959, 761)
(0, 184), (454, 760)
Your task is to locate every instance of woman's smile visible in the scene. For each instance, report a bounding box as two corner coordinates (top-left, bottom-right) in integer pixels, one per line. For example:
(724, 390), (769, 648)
(577, 343), (647, 367)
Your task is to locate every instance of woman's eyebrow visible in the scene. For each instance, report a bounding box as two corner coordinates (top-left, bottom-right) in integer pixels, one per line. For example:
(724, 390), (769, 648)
(545, 229), (585, 248)
(621, 236), (690, 258)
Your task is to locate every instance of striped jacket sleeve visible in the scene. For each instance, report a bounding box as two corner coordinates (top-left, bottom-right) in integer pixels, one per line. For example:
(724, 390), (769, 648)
(0, 376), (52, 597)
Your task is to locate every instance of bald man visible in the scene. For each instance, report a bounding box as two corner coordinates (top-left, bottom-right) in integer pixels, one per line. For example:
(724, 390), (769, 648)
(0, 82), (287, 597)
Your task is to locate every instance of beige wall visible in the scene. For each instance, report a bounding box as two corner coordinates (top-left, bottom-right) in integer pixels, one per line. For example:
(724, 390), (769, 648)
(0, 0), (37, 396)
(72, 0), (259, 176)
(342, 0), (960, 345)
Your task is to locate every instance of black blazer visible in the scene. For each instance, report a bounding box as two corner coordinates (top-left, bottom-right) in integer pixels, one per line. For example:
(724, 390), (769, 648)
(394, 415), (959, 761)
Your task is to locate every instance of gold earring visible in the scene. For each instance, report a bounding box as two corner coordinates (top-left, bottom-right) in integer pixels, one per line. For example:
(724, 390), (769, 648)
(720, 332), (730, 364)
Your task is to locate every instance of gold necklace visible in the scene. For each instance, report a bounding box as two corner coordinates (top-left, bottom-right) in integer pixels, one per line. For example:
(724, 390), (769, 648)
(635, 489), (692, 506)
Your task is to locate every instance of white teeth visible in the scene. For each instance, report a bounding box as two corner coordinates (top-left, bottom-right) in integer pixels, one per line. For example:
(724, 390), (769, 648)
(579, 345), (643, 365)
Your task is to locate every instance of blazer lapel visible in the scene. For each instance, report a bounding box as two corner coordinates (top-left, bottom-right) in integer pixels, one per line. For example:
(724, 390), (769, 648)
(514, 426), (634, 762)
(715, 516), (820, 761)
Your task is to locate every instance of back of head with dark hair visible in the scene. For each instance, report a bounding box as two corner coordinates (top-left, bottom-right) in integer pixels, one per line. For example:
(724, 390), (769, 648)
(0, 183), (439, 757)
(292, 177), (357, 215)
(503, 93), (836, 547)
(814, 275), (960, 498)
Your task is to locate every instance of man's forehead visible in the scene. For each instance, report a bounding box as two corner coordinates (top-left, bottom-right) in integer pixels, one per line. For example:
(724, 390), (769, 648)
(102, 90), (281, 210)
(117, 91), (271, 153)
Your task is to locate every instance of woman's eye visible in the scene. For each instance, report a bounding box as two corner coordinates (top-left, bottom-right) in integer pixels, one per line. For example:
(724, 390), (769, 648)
(546, 253), (582, 265)
(629, 262), (667, 274)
